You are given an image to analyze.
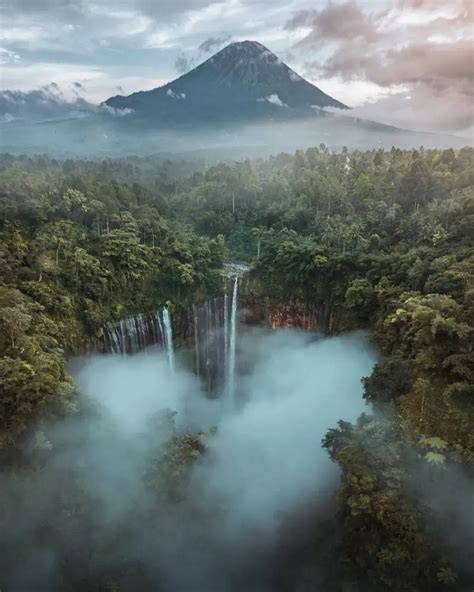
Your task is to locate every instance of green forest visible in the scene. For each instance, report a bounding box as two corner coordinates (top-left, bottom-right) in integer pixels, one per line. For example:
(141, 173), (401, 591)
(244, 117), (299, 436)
(0, 146), (473, 592)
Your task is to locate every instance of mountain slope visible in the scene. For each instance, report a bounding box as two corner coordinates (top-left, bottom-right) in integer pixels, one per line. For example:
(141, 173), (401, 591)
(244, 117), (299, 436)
(105, 41), (347, 125)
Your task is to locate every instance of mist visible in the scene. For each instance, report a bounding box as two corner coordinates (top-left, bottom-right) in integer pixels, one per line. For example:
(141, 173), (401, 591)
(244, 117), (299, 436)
(1, 110), (469, 161)
(0, 328), (377, 591)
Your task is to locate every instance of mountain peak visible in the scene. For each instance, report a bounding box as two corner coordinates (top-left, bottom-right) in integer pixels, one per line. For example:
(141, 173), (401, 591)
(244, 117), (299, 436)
(196, 40), (288, 87)
(207, 40), (287, 72)
(227, 40), (265, 49)
(219, 40), (268, 54)
(105, 40), (347, 124)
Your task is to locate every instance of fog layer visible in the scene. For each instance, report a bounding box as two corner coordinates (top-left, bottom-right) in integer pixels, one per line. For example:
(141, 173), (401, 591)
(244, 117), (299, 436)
(1, 112), (469, 160)
(1, 329), (377, 591)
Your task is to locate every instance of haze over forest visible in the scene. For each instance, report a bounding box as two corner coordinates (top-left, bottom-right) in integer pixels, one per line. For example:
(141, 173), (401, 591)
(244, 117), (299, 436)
(0, 1), (473, 592)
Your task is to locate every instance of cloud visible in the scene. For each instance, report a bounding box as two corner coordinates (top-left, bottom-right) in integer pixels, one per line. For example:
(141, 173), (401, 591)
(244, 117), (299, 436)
(257, 94), (288, 107)
(287, 0), (473, 134)
(0, 59), (165, 103)
(166, 88), (186, 99)
(71, 81), (86, 98)
(174, 34), (231, 75)
(0, 0), (296, 56)
(99, 104), (134, 116)
(2, 0), (215, 23)
(0, 328), (376, 590)
(0, 0), (282, 50)
(286, 1), (381, 43)
(0, 84), (133, 123)
(0, 0), (472, 136)
(174, 54), (195, 74)
(328, 85), (474, 137)
(0, 0), (303, 107)
(2, 326), (471, 590)
(198, 34), (231, 53)
(0, 85), (91, 122)
(321, 39), (474, 92)
(0, 47), (20, 64)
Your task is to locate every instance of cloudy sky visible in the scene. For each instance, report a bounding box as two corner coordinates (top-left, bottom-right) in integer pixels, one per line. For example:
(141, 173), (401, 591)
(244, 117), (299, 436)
(0, 0), (472, 135)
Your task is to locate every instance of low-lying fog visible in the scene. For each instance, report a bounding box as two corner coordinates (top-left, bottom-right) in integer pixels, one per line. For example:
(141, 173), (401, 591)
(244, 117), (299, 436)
(2, 328), (377, 591)
(1, 113), (468, 159)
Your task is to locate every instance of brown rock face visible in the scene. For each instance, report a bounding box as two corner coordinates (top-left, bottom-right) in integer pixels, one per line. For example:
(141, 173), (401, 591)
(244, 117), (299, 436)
(242, 299), (339, 335)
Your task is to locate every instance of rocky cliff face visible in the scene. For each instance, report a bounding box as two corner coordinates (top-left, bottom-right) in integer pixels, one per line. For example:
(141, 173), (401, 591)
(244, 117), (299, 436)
(241, 299), (339, 335)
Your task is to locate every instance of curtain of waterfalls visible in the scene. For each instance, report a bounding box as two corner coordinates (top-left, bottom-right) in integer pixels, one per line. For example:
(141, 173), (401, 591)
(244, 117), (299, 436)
(104, 312), (166, 355)
(103, 275), (241, 394)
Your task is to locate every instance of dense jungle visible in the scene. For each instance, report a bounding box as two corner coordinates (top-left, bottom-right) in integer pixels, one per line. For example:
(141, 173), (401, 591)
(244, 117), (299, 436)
(0, 146), (473, 592)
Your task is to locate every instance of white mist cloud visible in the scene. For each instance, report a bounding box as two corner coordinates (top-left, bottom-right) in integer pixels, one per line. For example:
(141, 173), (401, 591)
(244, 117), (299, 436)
(99, 104), (134, 117)
(166, 88), (186, 99)
(73, 352), (194, 434)
(4, 325), (472, 589)
(70, 328), (375, 589)
(257, 93), (288, 107)
(192, 330), (376, 538)
(0, 85), (135, 123)
(0, 47), (20, 64)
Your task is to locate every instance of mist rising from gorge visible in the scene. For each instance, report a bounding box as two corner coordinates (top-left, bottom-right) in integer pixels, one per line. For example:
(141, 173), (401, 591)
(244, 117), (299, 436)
(0, 329), (376, 591)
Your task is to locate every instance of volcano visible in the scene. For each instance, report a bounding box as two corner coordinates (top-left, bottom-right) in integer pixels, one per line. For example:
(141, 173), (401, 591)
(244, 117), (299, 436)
(3, 42), (467, 155)
(104, 40), (347, 125)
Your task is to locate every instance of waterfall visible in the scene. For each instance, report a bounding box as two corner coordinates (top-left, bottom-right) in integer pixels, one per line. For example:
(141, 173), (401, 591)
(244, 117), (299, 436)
(191, 296), (226, 392)
(190, 279), (239, 397)
(227, 276), (239, 402)
(104, 309), (167, 356)
(162, 307), (175, 372)
(193, 304), (200, 379)
(103, 267), (245, 393)
(153, 311), (165, 346)
(224, 293), (229, 382)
